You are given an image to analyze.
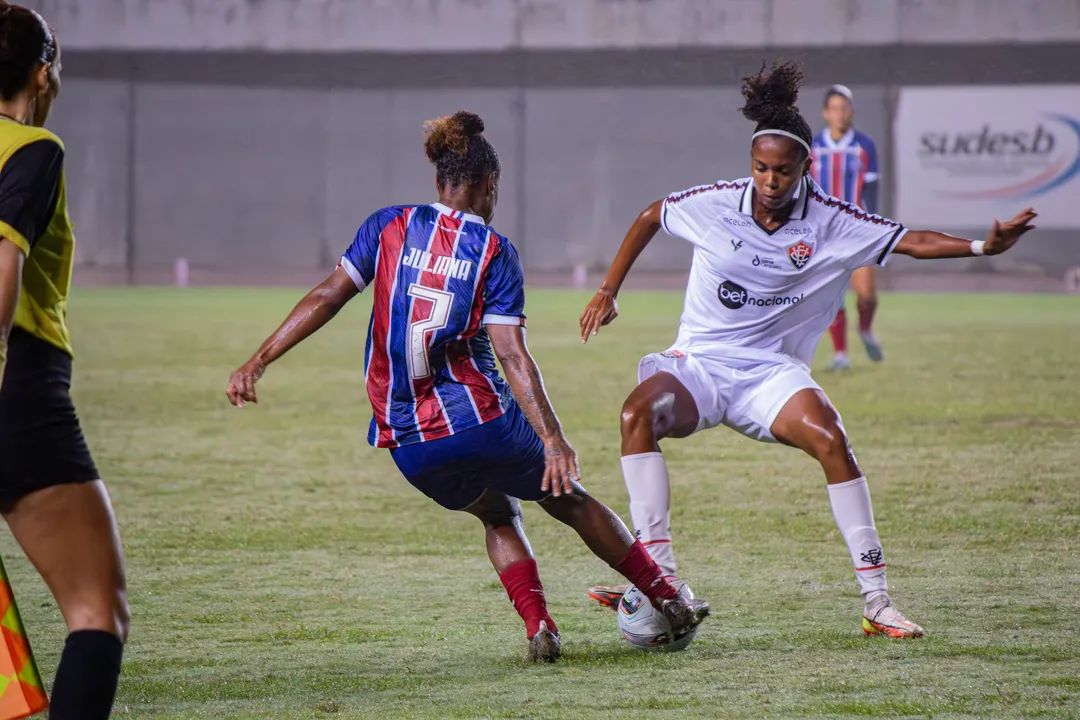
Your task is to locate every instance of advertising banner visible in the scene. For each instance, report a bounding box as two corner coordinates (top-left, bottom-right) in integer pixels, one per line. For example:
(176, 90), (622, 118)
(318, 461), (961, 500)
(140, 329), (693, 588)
(896, 86), (1080, 228)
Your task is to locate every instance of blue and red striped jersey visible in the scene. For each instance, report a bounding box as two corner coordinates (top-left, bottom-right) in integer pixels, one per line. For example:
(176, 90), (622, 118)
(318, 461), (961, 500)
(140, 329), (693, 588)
(339, 203), (526, 449)
(810, 128), (879, 211)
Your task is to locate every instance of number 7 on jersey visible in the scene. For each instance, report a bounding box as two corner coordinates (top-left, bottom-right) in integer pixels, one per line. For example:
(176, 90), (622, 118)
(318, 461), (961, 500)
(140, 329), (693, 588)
(407, 284), (454, 380)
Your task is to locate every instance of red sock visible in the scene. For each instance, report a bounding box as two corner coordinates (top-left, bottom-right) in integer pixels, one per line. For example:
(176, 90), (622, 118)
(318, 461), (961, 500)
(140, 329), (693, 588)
(829, 308), (848, 353)
(614, 541), (677, 606)
(857, 299), (877, 333)
(499, 558), (556, 638)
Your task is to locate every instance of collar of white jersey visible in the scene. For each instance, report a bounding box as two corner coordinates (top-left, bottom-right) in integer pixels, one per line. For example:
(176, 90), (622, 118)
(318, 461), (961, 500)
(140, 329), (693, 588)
(431, 202), (485, 225)
(821, 128), (856, 150)
(739, 175), (810, 221)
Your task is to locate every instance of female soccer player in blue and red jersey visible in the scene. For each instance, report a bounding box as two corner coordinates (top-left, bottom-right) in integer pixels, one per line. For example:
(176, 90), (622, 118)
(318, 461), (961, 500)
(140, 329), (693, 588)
(227, 111), (708, 661)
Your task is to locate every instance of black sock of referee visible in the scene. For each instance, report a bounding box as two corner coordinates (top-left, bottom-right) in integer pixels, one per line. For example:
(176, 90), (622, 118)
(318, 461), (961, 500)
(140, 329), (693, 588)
(49, 630), (124, 720)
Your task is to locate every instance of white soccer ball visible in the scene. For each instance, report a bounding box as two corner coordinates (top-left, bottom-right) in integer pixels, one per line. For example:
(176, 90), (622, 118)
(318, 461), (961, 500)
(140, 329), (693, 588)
(617, 581), (699, 652)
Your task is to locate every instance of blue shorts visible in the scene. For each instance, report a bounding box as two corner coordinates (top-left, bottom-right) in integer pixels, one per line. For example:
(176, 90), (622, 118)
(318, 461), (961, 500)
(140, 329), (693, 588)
(389, 403), (548, 511)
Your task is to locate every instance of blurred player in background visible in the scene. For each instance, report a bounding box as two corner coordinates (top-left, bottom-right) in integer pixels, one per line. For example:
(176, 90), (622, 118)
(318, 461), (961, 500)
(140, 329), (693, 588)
(227, 111), (708, 662)
(580, 62), (1036, 638)
(811, 85), (883, 370)
(0, 5), (130, 718)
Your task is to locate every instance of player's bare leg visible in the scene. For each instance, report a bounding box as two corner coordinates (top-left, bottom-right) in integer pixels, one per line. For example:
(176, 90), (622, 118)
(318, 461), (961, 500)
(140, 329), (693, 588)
(2, 480), (130, 719)
(771, 390), (923, 638)
(587, 372), (699, 609)
(851, 266), (884, 362)
(541, 490), (709, 636)
(540, 487), (635, 563)
(463, 490), (560, 661)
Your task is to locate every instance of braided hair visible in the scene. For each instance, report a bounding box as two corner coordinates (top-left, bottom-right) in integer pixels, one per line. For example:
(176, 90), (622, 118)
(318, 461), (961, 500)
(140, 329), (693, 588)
(0, 3), (56, 101)
(423, 111), (500, 188)
(740, 61), (813, 156)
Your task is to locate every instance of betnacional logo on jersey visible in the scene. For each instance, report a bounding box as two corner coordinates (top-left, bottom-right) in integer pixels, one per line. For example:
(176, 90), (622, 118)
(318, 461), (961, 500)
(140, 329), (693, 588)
(718, 279), (804, 310)
(718, 280), (748, 309)
(787, 240), (814, 270)
(402, 247), (473, 280)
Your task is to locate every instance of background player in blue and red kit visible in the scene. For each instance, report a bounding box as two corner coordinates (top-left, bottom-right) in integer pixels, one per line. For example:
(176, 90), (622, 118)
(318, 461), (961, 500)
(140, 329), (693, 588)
(811, 85), (884, 370)
(227, 111), (708, 662)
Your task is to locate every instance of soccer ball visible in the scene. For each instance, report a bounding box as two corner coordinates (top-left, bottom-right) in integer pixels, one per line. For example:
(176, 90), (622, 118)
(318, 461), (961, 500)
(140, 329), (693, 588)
(617, 581), (699, 652)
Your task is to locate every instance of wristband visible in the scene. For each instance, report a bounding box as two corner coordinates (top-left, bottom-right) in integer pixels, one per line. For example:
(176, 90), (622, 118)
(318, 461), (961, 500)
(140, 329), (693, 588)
(970, 240), (986, 256)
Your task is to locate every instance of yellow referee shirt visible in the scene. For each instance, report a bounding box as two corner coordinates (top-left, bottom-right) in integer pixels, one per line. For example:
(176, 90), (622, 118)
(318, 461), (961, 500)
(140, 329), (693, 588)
(0, 117), (75, 357)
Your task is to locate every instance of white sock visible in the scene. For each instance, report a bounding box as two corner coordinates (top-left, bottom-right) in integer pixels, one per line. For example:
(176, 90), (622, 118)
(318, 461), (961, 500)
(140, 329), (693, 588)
(621, 452), (676, 576)
(827, 477), (887, 601)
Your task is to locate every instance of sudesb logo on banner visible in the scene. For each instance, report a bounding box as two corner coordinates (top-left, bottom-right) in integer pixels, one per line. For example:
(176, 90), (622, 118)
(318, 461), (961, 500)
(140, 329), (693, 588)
(896, 86), (1080, 228)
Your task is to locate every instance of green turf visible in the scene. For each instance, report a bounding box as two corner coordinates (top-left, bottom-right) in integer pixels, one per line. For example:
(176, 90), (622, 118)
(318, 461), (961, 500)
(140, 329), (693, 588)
(4, 288), (1079, 719)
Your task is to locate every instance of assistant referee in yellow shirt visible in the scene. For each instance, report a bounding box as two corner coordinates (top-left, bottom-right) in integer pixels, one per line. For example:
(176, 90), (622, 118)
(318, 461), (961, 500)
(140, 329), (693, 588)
(0, 5), (129, 718)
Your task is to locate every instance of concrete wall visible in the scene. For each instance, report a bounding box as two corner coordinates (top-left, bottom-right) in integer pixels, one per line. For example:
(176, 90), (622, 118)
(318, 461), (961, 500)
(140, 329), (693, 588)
(30, 0), (1080, 51)
(50, 75), (1078, 280)
(47, 82), (886, 275)
(34, 1), (1080, 283)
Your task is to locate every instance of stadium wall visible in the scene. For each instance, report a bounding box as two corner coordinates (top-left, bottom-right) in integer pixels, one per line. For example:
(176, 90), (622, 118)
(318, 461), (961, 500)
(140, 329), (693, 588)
(29, 0), (1080, 50)
(35, 1), (1080, 286)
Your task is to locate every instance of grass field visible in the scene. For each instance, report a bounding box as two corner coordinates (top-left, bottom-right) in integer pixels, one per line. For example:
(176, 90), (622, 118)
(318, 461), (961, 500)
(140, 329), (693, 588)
(4, 288), (1079, 719)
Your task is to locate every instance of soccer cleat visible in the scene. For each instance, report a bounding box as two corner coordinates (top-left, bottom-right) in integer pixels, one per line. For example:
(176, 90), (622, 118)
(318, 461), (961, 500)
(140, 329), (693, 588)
(588, 574), (681, 611)
(527, 621), (561, 662)
(827, 353), (851, 372)
(862, 595), (924, 639)
(587, 584), (628, 610)
(860, 331), (885, 363)
(658, 587), (711, 639)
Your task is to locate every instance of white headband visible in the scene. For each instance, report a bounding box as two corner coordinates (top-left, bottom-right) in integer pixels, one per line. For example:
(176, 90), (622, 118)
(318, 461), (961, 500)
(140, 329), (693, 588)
(752, 129), (812, 156)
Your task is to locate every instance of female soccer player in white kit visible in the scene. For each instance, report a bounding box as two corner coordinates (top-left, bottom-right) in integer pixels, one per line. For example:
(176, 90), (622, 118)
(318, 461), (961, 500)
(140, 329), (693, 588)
(581, 61), (1037, 638)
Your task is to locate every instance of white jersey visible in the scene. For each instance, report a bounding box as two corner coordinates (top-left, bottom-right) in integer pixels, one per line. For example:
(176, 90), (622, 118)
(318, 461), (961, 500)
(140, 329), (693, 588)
(660, 176), (907, 367)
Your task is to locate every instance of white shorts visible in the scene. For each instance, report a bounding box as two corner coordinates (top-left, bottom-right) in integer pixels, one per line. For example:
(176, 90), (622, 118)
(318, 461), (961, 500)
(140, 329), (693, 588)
(637, 348), (822, 443)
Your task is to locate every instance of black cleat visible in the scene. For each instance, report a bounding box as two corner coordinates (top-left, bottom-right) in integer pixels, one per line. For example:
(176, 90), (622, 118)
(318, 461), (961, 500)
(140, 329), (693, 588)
(527, 621), (561, 663)
(659, 591), (711, 640)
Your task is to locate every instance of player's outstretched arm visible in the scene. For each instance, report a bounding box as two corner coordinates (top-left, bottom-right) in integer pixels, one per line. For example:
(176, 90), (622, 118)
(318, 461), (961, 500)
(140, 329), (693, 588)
(894, 208), (1037, 260)
(226, 267), (358, 408)
(580, 199), (665, 343)
(489, 324), (580, 497)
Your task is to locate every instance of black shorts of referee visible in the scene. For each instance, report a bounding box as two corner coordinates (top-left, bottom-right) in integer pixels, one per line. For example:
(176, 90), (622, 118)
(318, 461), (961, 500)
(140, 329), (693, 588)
(0, 328), (99, 503)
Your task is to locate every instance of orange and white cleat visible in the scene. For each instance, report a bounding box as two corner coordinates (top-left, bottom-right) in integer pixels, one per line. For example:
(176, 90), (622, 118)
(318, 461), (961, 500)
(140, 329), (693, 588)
(587, 584), (628, 610)
(588, 576), (679, 611)
(862, 595), (924, 639)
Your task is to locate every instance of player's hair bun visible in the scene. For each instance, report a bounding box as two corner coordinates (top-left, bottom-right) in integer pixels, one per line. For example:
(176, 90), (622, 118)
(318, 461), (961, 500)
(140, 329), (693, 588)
(424, 111), (487, 164)
(739, 60), (805, 128)
(455, 111), (485, 137)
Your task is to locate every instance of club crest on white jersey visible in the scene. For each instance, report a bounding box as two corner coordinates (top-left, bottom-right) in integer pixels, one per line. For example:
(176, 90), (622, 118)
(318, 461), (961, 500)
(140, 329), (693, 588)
(786, 239), (813, 269)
